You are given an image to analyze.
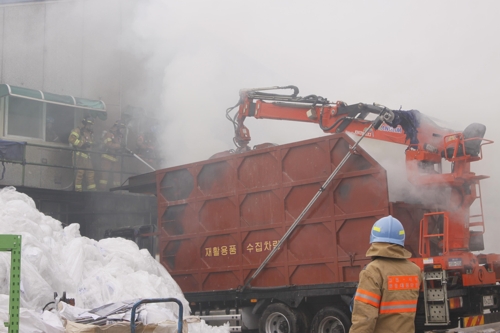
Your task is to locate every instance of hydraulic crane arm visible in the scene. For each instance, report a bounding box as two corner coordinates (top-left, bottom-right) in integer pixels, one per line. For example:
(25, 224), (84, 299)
(226, 85), (493, 256)
(228, 85), (459, 154)
(227, 85), (491, 185)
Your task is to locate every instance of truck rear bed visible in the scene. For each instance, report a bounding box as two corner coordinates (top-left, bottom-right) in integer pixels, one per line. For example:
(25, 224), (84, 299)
(156, 133), (423, 292)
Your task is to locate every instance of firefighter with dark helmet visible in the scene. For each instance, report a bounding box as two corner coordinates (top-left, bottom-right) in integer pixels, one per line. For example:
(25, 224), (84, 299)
(98, 120), (125, 190)
(349, 216), (421, 333)
(68, 116), (96, 192)
(136, 125), (158, 167)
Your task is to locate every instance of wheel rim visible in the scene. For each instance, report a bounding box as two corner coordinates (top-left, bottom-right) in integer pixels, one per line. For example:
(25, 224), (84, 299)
(318, 315), (345, 333)
(265, 312), (290, 333)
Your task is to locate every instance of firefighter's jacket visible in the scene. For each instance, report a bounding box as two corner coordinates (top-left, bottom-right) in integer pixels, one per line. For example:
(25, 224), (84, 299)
(349, 242), (421, 333)
(136, 132), (156, 159)
(69, 127), (93, 151)
(102, 131), (122, 159)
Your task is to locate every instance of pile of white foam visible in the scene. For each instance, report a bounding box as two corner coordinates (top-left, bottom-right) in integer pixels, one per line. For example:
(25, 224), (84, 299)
(0, 187), (228, 333)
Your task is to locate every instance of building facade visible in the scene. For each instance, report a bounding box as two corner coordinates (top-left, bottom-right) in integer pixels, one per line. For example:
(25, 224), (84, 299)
(0, 0), (161, 250)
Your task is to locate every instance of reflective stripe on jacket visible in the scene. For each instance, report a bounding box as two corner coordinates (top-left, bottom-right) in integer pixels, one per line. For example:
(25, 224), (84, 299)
(102, 131), (122, 156)
(70, 130), (81, 145)
(75, 152), (89, 159)
(102, 154), (117, 162)
(69, 128), (82, 147)
(349, 243), (422, 333)
(69, 127), (92, 149)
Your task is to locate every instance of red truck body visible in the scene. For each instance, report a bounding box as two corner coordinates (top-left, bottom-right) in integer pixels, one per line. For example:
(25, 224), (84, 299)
(123, 130), (500, 333)
(125, 85), (500, 333)
(156, 133), (425, 292)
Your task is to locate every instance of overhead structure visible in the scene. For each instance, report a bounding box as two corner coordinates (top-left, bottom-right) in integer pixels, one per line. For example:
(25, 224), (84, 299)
(0, 84), (107, 120)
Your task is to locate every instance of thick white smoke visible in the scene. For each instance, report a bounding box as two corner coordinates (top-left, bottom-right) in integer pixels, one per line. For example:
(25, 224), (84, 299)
(127, 1), (500, 251)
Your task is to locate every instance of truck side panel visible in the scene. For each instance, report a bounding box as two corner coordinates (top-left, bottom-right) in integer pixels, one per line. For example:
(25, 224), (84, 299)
(157, 134), (404, 292)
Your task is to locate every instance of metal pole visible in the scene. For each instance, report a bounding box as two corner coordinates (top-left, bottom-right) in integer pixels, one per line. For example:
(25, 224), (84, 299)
(21, 145), (26, 187)
(241, 119), (379, 290)
(0, 235), (22, 333)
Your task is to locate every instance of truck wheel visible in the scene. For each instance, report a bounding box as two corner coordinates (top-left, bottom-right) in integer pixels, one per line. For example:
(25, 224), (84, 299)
(259, 303), (300, 333)
(311, 306), (350, 333)
(295, 308), (311, 333)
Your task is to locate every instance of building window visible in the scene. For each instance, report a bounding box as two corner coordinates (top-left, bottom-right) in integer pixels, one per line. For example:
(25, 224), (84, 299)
(46, 104), (74, 144)
(7, 96), (44, 139)
(5, 96), (74, 144)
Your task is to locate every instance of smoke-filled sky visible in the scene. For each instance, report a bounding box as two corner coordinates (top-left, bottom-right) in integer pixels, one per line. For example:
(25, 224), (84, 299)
(128, 0), (500, 250)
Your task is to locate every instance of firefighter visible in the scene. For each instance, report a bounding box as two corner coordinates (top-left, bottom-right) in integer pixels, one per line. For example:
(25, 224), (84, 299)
(68, 116), (96, 192)
(98, 120), (125, 190)
(349, 216), (421, 333)
(136, 127), (158, 166)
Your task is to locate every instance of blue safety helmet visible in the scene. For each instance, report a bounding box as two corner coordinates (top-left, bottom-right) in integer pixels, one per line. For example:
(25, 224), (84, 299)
(369, 215), (405, 247)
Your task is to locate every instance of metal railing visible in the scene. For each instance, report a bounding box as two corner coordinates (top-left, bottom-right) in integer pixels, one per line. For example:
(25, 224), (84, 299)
(130, 298), (184, 333)
(0, 141), (161, 191)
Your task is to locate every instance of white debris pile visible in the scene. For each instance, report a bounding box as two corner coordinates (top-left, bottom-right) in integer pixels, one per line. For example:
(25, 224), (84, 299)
(0, 187), (229, 333)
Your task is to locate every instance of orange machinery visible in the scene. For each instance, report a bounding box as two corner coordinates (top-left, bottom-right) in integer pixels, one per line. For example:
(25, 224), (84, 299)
(227, 85), (500, 327)
(133, 85), (500, 332)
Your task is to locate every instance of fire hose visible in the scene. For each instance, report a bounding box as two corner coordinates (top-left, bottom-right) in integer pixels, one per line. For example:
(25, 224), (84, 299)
(126, 148), (156, 172)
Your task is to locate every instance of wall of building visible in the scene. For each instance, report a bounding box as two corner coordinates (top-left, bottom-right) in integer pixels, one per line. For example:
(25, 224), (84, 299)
(0, 0), (162, 247)
(0, 0), (162, 134)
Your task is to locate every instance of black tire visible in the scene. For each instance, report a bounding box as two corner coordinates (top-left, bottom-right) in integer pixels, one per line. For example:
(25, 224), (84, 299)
(259, 303), (301, 333)
(295, 307), (311, 333)
(311, 306), (351, 333)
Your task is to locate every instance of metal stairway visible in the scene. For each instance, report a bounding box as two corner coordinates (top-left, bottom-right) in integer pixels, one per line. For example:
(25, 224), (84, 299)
(423, 270), (450, 326)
